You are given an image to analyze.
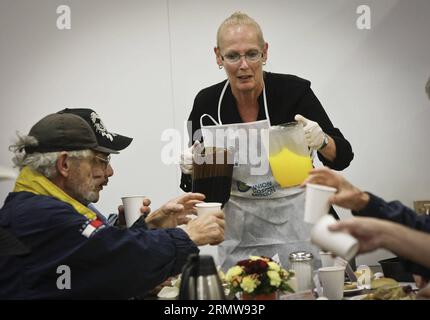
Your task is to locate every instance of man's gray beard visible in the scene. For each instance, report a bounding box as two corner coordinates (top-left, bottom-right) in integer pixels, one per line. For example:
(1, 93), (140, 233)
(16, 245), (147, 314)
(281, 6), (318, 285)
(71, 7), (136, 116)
(75, 182), (99, 206)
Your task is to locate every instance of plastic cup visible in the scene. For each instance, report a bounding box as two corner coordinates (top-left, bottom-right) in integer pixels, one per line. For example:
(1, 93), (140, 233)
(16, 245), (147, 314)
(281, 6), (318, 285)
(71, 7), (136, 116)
(318, 266), (345, 300)
(304, 183), (337, 224)
(310, 215), (359, 261)
(121, 195), (145, 227)
(319, 251), (336, 268)
(195, 202), (222, 216)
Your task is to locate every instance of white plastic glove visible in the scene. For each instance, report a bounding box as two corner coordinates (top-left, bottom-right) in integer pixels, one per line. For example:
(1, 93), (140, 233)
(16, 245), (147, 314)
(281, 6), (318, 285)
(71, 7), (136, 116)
(294, 114), (326, 150)
(179, 140), (200, 175)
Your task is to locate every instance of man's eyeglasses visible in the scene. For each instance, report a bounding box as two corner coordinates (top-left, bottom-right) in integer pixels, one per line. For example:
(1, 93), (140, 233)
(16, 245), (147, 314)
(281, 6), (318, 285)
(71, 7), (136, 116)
(220, 49), (263, 64)
(94, 154), (111, 170)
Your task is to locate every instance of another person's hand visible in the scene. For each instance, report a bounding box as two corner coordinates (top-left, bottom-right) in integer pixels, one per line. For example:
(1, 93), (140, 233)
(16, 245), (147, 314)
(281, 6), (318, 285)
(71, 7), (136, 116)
(417, 283), (430, 300)
(184, 210), (225, 246)
(413, 274), (429, 290)
(117, 198), (151, 227)
(295, 114), (327, 150)
(145, 193), (205, 229)
(303, 167), (369, 211)
(147, 277), (175, 297)
(179, 140), (200, 175)
(328, 217), (388, 254)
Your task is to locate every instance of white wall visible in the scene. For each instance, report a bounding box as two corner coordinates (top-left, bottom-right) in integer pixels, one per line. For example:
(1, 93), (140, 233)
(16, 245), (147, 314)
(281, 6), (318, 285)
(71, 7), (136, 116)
(1, 0), (430, 266)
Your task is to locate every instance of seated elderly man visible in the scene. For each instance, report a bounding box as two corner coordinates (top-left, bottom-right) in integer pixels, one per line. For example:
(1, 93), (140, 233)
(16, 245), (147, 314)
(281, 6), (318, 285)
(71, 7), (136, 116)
(0, 108), (225, 299)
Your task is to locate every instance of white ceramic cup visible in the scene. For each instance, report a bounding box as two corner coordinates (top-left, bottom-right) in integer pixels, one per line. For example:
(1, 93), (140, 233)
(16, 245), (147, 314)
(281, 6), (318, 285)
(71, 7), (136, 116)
(319, 251), (336, 268)
(121, 195), (146, 227)
(318, 266), (346, 300)
(304, 183), (337, 224)
(195, 202), (222, 216)
(310, 215), (359, 261)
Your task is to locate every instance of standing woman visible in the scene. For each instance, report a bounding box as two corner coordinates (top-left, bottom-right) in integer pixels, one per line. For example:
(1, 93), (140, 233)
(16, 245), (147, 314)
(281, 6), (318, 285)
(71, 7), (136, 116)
(180, 12), (354, 270)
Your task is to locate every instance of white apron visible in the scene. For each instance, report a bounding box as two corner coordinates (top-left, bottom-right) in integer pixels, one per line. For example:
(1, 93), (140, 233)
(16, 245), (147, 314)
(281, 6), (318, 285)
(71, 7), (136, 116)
(200, 81), (319, 271)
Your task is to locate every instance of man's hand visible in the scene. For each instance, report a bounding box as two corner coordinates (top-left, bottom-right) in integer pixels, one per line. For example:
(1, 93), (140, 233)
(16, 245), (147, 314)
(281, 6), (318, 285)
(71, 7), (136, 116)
(417, 284), (430, 300)
(145, 193), (205, 229)
(117, 198), (151, 227)
(328, 217), (387, 254)
(184, 210), (225, 246)
(302, 167), (369, 211)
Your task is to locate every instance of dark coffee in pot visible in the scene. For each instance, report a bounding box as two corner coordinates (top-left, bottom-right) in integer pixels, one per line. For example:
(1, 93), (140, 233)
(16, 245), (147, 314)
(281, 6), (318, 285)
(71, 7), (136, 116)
(192, 147), (233, 206)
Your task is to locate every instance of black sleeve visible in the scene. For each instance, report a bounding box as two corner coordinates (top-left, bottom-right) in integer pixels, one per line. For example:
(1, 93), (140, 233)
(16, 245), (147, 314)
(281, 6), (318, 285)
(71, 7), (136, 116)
(295, 86), (354, 170)
(354, 193), (430, 232)
(180, 173), (192, 192)
(180, 89), (209, 192)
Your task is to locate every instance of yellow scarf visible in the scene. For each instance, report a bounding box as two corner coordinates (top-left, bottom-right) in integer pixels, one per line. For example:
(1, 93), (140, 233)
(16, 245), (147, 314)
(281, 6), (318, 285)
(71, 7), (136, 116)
(13, 166), (97, 220)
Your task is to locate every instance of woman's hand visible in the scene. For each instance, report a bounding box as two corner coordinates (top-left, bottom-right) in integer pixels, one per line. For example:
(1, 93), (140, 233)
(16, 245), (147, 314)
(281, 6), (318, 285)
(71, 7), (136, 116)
(295, 114), (336, 161)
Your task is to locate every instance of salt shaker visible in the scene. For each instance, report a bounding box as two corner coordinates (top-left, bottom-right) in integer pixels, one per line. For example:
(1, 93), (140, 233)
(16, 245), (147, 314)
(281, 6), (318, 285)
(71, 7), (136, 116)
(289, 251), (314, 292)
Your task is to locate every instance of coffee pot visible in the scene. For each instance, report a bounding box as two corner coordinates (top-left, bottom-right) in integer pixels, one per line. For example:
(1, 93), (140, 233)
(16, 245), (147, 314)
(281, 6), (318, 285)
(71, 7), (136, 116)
(192, 147), (234, 206)
(179, 254), (225, 300)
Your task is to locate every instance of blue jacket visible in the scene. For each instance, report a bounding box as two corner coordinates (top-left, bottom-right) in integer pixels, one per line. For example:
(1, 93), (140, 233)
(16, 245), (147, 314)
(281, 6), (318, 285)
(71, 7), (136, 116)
(0, 192), (199, 299)
(354, 192), (430, 278)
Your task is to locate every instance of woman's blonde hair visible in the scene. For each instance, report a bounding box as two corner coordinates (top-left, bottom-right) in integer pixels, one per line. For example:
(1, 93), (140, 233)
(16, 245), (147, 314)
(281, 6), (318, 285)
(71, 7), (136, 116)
(216, 12), (265, 49)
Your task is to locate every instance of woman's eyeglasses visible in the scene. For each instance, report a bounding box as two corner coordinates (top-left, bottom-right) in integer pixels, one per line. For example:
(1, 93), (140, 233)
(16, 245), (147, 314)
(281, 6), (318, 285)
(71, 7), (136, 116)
(220, 49), (263, 64)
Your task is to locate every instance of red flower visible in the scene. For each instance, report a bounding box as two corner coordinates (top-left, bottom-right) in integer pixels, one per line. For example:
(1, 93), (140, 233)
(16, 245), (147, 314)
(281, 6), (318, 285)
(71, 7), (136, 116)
(238, 258), (269, 274)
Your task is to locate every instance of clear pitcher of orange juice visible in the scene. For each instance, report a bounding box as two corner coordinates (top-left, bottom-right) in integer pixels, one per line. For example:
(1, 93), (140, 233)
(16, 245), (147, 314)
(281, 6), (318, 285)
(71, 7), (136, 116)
(267, 122), (312, 188)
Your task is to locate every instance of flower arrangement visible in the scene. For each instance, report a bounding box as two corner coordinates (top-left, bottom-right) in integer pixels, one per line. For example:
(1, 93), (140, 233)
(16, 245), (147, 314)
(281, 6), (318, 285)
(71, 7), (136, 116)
(225, 256), (295, 297)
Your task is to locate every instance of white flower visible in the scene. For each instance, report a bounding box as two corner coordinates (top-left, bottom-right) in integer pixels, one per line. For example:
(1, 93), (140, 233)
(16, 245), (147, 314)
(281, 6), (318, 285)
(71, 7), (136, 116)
(268, 261), (280, 272)
(226, 266), (243, 282)
(241, 276), (258, 293)
(267, 270), (281, 287)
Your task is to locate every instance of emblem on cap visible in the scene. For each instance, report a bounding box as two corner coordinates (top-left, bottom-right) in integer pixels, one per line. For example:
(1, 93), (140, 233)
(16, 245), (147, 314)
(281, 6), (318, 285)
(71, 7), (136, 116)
(90, 112), (115, 142)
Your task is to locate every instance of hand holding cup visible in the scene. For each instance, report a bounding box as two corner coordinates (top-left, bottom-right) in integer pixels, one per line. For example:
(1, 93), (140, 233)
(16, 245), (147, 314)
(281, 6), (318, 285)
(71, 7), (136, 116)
(120, 195), (151, 227)
(304, 183), (337, 224)
(311, 215), (359, 261)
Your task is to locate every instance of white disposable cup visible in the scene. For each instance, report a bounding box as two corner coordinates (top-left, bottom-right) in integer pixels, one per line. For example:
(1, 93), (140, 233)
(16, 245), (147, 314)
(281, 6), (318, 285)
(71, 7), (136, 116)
(121, 195), (146, 227)
(318, 266), (345, 300)
(195, 202), (222, 216)
(304, 183), (337, 224)
(310, 215), (359, 261)
(319, 251), (336, 268)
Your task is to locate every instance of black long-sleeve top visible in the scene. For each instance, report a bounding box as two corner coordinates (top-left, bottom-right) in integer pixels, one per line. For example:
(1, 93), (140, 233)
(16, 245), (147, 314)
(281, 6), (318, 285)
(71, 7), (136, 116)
(181, 72), (354, 191)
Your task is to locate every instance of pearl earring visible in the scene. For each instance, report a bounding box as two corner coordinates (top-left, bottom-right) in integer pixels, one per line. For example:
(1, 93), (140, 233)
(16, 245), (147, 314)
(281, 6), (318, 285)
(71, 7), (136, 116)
(219, 65), (223, 69)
